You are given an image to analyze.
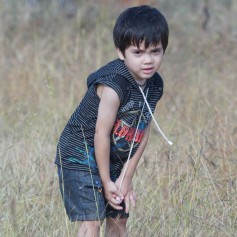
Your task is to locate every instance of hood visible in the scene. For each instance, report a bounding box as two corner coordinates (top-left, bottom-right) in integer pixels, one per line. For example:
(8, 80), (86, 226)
(87, 58), (156, 92)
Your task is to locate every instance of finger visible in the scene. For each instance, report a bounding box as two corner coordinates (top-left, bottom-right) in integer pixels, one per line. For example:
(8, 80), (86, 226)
(132, 191), (136, 200)
(108, 201), (123, 210)
(115, 196), (122, 202)
(125, 195), (130, 213)
(110, 196), (122, 205)
(114, 190), (124, 200)
(130, 192), (136, 208)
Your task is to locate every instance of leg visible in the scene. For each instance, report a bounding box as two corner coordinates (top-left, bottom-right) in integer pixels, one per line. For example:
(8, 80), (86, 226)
(105, 217), (128, 237)
(78, 221), (102, 237)
(57, 167), (106, 235)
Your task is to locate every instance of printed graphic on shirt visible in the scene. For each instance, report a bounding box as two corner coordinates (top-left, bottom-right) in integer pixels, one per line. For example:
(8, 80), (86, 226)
(112, 108), (149, 153)
(68, 144), (98, 171)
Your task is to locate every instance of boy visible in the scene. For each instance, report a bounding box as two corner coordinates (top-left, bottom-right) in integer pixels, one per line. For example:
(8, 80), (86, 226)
(55, 5), (169, 237)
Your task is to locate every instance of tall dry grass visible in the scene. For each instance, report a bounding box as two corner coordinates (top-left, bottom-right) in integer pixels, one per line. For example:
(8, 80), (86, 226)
(0, 0), (237, 236)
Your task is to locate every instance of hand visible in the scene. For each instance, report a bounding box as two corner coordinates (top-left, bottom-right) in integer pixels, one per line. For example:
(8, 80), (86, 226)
(115, 176), (136, 213)
(103, 180), (124, 210)
(124, 190), (136, 213)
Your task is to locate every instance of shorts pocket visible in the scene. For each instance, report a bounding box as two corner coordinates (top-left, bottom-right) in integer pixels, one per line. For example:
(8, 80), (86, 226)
(77, 173), (104, 203)
(58, 169), (106, 219)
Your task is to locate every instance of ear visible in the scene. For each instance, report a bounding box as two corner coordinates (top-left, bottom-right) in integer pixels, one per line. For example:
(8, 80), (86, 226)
(116, 48), (125, 60)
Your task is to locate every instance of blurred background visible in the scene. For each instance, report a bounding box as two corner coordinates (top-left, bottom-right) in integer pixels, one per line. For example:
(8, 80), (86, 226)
(0, 0), (237, 236)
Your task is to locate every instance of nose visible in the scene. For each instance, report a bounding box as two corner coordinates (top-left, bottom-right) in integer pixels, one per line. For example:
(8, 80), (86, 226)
(143, 53), (153, 64)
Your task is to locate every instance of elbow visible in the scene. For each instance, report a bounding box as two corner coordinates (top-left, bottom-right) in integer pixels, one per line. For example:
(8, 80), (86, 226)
(94, 128), (110, 141)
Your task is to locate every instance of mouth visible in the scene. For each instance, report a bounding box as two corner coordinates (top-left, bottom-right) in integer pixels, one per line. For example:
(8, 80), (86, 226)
(142, 68), (154, 74)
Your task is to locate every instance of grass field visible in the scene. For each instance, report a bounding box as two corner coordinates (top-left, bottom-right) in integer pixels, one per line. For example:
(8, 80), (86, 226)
(1, 0), (237, 236)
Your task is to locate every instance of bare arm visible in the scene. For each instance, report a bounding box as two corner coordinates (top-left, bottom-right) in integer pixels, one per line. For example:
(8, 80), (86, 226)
(94, 84), (124, 209)
(115, 122), (151, 213)
(120, 122), (151, 180)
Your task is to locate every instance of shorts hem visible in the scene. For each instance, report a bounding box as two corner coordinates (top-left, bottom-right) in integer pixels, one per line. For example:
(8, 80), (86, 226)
(69, 213), (106, 222)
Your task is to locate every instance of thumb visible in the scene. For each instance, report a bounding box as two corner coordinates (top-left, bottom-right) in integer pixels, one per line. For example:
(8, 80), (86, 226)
(125, 195), (130, 213)
(114, 189), (124, 201)
(130, 191), (136, 208)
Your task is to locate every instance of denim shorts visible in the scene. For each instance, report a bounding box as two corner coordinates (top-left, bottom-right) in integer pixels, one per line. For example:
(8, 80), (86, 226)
(57, 166), (129, 221)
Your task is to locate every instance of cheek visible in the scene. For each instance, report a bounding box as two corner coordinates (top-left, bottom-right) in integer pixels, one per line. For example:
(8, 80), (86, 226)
(126, 60), (137, 69)
(155, 57), (163, 65)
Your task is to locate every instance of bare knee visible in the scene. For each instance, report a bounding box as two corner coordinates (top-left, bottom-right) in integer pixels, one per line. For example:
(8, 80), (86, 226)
(115, 218), (127, 227)
(79, 221), (102, 237)
(106, 217), (128, 236)
(82, 220), (101, 228)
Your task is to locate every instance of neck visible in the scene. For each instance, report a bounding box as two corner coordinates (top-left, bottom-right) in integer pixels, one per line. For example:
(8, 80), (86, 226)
(136, 80), (147, 88)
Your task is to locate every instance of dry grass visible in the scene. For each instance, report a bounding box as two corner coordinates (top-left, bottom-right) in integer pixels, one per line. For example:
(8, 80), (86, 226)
(0, 0), (237, 236)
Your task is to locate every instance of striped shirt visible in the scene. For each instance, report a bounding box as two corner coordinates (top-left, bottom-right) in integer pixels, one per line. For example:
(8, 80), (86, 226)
(55, 59), (163, 181)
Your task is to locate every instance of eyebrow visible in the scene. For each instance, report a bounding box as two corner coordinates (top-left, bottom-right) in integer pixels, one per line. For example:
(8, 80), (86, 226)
(130, 44), (163, 52)
(153, 44), (163, 48)
(152, 46), (163, 50)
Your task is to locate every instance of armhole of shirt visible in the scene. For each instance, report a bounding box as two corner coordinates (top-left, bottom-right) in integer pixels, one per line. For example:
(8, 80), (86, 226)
(95, 74), (127, 104)
(153, 73), (164, 101)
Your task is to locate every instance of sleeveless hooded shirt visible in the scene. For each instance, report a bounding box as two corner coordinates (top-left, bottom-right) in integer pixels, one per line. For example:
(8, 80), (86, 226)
(55, 59), (163, 180)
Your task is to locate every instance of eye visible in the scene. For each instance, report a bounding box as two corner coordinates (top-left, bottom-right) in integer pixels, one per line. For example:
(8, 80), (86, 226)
(133, 50), (142, 55)
(152, 48), (162, 54)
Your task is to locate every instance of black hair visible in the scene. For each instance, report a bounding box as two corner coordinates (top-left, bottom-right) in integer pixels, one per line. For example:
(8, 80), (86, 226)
(113, 5), (169, 54)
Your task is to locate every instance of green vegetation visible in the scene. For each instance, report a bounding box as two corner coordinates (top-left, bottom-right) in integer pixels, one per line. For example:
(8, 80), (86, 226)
(0, 0), (237, 236)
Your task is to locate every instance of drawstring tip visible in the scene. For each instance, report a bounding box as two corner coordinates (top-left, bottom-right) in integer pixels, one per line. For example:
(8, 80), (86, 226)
(138, 86), (174, 147)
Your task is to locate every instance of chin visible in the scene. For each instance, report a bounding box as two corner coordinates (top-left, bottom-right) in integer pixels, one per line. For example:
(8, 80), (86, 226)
(142, 74), (153, 79)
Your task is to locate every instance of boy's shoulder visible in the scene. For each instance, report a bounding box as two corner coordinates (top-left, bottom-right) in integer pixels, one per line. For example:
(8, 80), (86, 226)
(152, 72), (164, 89)
(149, 73), (164, 101)
(86, 59), (131, 104)
(86, 59), (130, 90)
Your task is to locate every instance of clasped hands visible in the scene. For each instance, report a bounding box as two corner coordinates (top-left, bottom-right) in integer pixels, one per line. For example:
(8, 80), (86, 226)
(103, 176), (136, 213)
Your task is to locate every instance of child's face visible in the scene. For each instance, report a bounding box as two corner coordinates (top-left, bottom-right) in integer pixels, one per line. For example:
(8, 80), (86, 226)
(117, 41), (164, 83)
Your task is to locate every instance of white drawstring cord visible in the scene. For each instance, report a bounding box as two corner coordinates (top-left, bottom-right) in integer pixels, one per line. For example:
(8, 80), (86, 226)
(139, 86), (173, 146)
(118, 87), (173, 196)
